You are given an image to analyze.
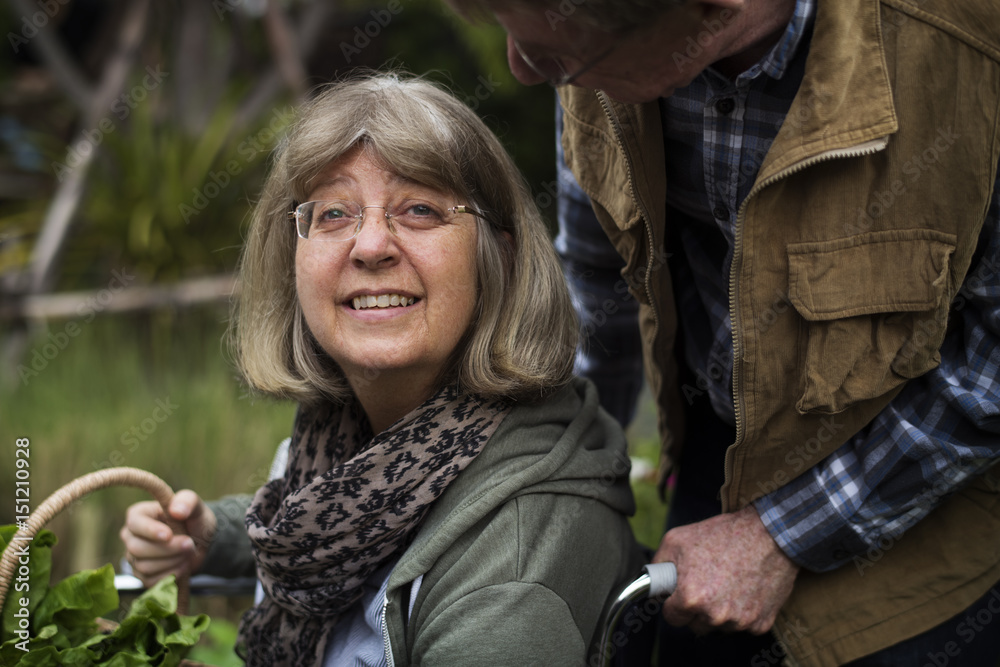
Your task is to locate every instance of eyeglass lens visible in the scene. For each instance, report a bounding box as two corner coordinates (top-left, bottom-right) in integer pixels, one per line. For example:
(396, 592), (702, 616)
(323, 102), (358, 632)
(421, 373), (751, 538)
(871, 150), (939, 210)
(294, 200), (472, 241)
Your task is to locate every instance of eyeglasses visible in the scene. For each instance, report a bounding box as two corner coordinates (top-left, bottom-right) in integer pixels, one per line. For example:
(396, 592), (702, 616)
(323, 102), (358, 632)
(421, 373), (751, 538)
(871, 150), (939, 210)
(289, 199), (482, 242)
(512, 37), (619, 86)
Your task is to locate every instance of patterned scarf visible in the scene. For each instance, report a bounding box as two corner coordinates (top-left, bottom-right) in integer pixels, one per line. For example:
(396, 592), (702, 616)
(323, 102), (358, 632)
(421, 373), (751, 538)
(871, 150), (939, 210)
(236, 385), (511, 666)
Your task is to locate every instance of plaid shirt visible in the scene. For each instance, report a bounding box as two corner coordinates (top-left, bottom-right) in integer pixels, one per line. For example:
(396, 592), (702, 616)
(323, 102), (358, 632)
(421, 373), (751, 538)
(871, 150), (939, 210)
(556, 0), (1000, 571)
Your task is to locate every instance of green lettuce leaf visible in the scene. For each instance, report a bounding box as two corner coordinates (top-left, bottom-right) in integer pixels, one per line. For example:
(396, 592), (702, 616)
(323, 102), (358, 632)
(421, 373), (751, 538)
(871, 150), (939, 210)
(1, 524), (210, 667)
(33, 564), (119, 636)
(1, 526), (58, 641)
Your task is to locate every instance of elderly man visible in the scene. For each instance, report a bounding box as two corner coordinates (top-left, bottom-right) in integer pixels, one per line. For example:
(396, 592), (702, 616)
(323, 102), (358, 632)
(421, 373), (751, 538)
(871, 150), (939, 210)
(445, 0), (1000, 665)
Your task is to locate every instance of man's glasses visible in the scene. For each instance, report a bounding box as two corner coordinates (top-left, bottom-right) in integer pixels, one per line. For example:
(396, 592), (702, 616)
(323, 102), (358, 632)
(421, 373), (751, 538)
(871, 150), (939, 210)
(290, 199), (482, 242)
(512, 38), (619, 86)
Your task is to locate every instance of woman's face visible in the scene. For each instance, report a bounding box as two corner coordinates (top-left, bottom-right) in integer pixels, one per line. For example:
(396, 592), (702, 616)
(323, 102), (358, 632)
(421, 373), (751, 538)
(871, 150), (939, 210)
(295, 146), (479, 399)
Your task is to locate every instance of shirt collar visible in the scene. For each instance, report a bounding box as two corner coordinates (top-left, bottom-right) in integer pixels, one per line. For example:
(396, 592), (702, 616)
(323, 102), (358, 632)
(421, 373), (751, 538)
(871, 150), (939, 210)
(758, 0), (816, 80)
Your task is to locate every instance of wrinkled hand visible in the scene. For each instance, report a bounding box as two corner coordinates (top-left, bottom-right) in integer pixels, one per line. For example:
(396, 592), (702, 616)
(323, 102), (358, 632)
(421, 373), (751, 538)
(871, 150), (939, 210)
(119, 489), (216, 587)
(653, 505), (799, 635)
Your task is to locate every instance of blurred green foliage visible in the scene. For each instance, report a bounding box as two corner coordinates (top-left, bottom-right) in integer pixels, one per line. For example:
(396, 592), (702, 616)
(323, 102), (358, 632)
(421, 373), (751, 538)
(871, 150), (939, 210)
(0, 0), (556, 290)
(74, 88), (286, 285)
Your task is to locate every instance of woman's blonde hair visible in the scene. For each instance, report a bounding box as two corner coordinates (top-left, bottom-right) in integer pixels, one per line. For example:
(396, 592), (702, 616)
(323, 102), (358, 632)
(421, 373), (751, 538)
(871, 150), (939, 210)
(230, 72), (577, 405)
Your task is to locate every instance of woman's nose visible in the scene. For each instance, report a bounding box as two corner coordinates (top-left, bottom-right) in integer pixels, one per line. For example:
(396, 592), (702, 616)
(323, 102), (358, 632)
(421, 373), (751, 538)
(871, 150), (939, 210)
(349, 212), (399, 267)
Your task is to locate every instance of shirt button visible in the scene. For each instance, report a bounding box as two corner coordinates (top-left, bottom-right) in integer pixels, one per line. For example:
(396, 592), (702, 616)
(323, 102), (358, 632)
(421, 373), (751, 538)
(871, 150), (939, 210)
(715, 97), (736, 115)
(713, 204), (730, 220)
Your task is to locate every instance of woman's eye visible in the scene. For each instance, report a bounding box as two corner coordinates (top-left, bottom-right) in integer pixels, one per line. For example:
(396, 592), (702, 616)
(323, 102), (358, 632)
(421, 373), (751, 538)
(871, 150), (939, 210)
(321, 208), (345, 220)
(409, 204), (434, 216)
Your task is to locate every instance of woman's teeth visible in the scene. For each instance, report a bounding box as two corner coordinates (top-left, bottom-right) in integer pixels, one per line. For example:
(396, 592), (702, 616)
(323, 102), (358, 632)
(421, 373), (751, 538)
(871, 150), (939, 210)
(352, 294), (416, 310)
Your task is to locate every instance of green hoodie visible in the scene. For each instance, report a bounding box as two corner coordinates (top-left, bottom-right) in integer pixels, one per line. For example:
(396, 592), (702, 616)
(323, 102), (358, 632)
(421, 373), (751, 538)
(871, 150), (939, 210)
(206, 378), (647, 665)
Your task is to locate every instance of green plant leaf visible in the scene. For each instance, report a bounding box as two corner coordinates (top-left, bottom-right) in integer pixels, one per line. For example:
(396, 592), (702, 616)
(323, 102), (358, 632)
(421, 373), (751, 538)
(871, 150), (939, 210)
(1, 527), (58, 641)
(33, 564), (118, 632)
(0, 534), (208, 666)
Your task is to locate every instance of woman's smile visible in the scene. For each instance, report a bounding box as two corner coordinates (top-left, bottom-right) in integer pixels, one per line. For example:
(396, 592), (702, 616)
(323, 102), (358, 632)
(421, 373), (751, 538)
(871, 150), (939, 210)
(349, 292), (418, 310)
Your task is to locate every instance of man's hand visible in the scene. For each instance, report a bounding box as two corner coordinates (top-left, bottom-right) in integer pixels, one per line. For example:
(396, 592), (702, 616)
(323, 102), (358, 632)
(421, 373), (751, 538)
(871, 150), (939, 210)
(653, 504), (799, 635)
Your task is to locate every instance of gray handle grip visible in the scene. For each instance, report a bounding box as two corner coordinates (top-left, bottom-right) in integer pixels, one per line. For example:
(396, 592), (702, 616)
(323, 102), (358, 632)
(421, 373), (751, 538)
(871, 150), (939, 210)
(643, 562), (678, 597)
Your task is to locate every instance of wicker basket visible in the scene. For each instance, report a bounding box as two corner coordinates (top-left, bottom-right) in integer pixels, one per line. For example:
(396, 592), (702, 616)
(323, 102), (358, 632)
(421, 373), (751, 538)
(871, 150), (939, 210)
(0, 467), (199, 662)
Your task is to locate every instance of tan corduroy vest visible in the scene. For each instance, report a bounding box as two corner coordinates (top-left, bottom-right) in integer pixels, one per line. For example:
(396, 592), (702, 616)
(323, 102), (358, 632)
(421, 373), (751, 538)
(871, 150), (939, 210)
(559, 0), (1000, 663)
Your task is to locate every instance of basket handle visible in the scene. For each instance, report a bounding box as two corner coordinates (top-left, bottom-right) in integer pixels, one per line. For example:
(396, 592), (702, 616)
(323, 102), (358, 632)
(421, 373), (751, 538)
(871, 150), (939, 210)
(0, 467), (189, 615)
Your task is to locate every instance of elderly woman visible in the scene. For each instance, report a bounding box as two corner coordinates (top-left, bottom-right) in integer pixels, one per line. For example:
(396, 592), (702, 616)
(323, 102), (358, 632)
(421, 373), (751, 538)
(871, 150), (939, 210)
(120, 73), (644, 666)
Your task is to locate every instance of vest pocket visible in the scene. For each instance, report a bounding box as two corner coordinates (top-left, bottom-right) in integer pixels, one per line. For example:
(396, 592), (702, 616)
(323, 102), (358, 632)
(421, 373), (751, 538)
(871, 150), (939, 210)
(787, 229), (956, 414)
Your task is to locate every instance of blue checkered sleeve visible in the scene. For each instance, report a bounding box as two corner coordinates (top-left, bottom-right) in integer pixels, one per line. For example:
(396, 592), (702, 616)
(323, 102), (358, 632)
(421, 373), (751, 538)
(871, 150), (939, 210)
(756, 182), (1000, 572)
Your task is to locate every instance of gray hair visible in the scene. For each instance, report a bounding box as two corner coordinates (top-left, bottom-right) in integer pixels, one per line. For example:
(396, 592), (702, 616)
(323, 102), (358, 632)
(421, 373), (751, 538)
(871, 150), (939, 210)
(230, 72), (578, 405)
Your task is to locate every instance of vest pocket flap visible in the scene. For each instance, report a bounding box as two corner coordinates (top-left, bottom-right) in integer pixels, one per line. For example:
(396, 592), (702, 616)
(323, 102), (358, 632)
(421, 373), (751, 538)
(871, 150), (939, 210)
(787, 230), (956, 321)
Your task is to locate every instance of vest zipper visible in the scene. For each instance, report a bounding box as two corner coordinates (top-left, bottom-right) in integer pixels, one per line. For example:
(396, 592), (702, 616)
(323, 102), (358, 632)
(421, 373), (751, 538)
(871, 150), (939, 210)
(596, 91), (660, 333)
(723, 136), (889, 510)
(382, 590), (395, 667)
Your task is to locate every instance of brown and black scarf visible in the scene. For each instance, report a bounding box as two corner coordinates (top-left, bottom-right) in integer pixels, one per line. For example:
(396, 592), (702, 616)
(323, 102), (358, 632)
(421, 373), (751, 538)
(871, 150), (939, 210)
(236, 384), (511, 666)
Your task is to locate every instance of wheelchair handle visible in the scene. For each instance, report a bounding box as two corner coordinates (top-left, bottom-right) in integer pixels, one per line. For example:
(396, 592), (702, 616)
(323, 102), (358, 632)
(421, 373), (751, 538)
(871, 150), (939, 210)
(597, 562), (677, 667)
(643, 562), (678, 598)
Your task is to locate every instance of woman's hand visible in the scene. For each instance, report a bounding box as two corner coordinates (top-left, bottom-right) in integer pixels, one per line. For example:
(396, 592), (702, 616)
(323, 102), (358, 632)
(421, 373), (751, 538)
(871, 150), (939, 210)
(119, 489), (217, 587)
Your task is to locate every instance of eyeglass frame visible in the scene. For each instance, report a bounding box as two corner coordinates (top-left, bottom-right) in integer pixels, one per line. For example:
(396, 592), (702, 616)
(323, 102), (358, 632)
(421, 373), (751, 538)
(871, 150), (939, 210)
(288, 200), (484, 241)
(512, 33), (621, 87)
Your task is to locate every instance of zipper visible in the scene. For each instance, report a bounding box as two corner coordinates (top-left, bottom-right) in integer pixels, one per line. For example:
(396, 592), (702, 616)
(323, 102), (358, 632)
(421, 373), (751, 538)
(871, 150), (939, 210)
(723, 135), (889, 510)
(382, 590), (395, 667)
(596, 91), (660, 333)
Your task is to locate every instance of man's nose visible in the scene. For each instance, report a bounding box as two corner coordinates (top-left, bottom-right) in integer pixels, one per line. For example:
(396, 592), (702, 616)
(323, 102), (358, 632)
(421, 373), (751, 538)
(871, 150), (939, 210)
(506, 34), (548, 86)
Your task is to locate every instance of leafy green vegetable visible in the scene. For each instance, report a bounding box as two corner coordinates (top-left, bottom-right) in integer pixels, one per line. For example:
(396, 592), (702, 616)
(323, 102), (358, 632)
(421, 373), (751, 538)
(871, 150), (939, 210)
(1, 526), (58, 638)
(1, 525), (210, 665)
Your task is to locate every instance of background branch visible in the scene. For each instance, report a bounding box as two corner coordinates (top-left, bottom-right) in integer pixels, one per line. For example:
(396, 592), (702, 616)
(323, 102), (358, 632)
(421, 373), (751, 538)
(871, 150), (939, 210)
(26, 0), (151, 295)
(8, 0), (93, 114)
